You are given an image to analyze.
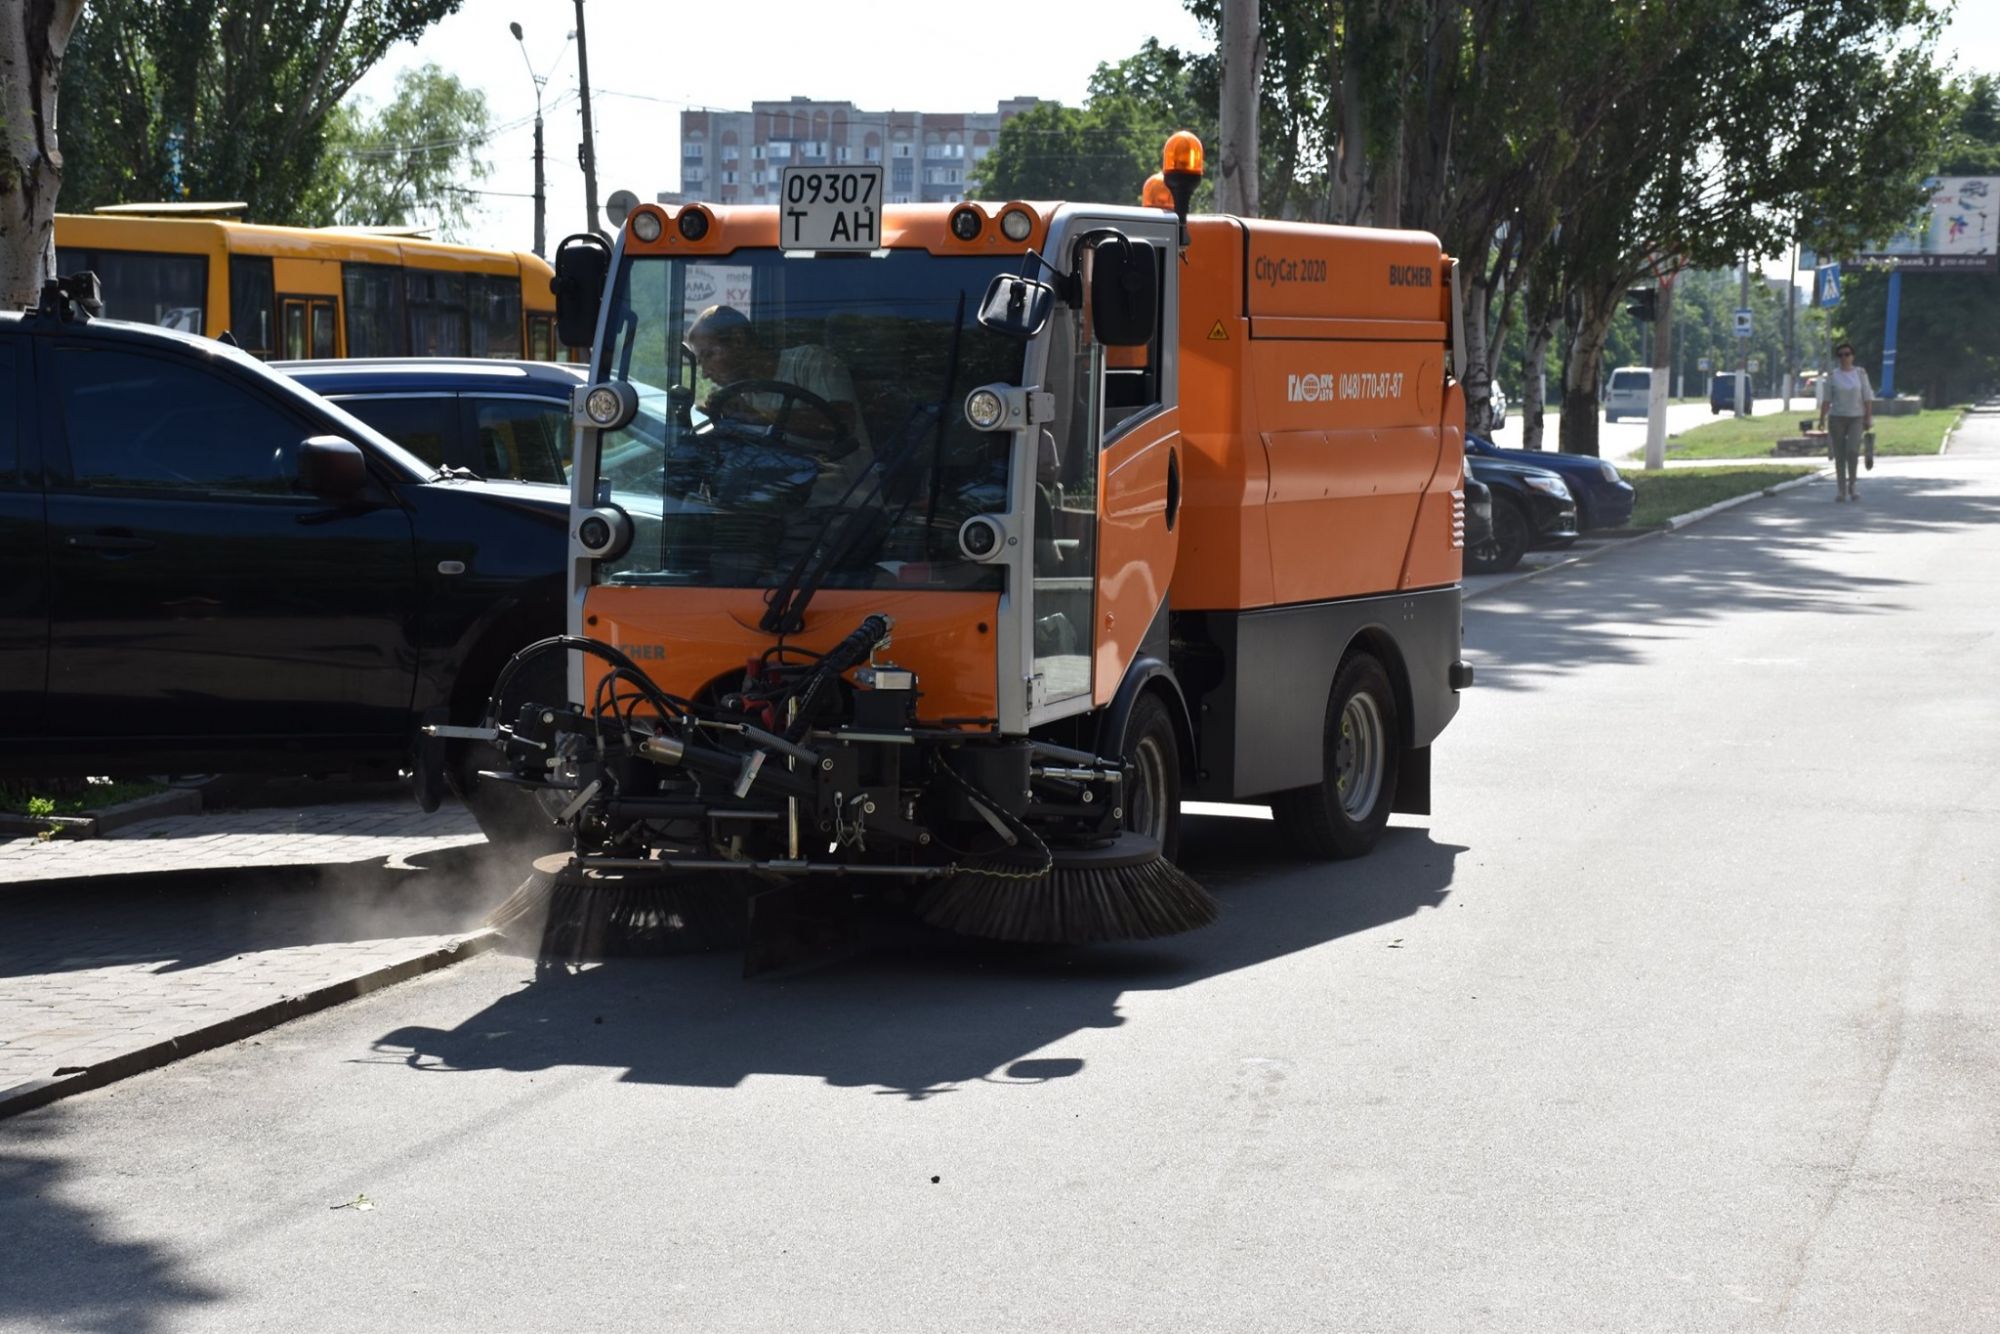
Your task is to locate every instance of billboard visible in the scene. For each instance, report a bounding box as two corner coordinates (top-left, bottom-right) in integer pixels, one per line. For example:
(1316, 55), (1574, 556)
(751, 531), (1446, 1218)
(1854, 177), (1999, 272)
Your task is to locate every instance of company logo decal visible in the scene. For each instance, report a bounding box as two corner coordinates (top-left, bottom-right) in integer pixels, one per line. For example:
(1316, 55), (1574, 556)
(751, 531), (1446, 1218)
(1388, 264), (1434, 288)
(1287, 371), (1408, 403)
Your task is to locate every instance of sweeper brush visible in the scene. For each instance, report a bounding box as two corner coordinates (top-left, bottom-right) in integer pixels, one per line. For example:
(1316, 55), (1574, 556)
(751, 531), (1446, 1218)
(916, 832), (1217, 944)
(485, 854), (752, 962)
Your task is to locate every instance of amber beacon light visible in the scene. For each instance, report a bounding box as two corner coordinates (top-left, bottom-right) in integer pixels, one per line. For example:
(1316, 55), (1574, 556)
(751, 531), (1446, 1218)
(1160, 131), (1204, 236)
(1141, 172), (1174, 210)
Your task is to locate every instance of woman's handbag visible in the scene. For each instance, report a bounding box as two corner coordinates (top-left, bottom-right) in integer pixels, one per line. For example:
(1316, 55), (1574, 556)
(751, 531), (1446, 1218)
(1864, 429), (1876, 470)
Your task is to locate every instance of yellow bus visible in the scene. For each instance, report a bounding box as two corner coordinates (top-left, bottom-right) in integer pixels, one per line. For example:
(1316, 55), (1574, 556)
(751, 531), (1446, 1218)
(54, 208), (567, 362)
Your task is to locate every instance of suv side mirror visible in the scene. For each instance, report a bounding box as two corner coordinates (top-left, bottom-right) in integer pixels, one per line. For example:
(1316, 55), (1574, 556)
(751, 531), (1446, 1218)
(977, 274), (1056, 340)
(298, 436), (368, 499)
(1088, 235), (1158, 348)
(553, 233), (612, 350)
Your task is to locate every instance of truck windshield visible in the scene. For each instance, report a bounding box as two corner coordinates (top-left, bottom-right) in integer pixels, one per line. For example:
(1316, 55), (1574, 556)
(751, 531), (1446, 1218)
(592, 251), (1025, 592)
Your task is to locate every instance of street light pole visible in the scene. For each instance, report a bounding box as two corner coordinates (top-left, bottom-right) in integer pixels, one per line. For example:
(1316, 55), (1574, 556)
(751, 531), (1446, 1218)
(509, 21), (546, 258)
(573, 0), (601, 235)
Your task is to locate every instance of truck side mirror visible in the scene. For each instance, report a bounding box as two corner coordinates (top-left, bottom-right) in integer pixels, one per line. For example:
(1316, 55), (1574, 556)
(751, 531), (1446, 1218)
(1089, 236), (1158, 348)
(553, 233), (612, 351)
(977, 274), (1055, 340)
(297, 436), (368, 499)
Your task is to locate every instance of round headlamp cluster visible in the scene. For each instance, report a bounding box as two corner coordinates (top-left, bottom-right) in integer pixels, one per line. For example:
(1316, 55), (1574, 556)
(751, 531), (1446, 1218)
(630, 209), (663, 243)
(999, 208), (1034, 242)
(964, 387), (1006, 430)
(585, 386), (626, 426)
(949, 207), (983, 242)
(677, 207), (711, 242)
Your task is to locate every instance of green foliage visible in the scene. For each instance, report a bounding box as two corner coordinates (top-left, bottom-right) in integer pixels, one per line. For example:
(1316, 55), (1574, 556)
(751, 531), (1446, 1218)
(1624, 467), (1816, 527)
(300, 64), (492, 240)
(969, 99), (1162, 206)
(58, 0), (465, 224)
(1666, 405), (1958, 458)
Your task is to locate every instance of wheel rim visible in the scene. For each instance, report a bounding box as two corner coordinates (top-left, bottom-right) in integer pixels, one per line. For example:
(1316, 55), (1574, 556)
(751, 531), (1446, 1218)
(1126, 732), (1170, 844)
(1333, 692), (1387, 819)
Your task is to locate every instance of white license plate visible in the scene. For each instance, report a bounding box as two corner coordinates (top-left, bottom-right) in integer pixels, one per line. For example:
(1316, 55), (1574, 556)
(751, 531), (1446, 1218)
(778, 167), (884, 251)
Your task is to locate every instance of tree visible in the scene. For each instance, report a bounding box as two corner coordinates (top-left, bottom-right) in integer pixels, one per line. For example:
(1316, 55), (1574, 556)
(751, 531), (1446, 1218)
(970, 99), (1161, 205)
(1, 0), (88, 308)
(302, 63), (492, 240)
(57, 0), (464, 224)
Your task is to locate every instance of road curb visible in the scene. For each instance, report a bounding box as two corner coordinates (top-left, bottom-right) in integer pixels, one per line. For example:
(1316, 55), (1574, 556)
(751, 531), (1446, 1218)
(0, 928), (501, 1121)
(1466, 467), (1829, 603)
(0, 787), (202, 841)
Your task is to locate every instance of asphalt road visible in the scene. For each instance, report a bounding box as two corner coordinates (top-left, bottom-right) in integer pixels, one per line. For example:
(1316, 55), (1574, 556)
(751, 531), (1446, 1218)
(4, 453), (1996, 1333)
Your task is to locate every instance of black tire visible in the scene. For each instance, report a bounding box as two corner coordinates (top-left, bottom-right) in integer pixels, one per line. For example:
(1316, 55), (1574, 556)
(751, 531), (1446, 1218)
(1571, 490), (1592, 532)
(1120, 692), (1182, 863)
(1272, 654), (1400, 860)
(456, 651), (572, 861)
(1466, 496), (1531, 574)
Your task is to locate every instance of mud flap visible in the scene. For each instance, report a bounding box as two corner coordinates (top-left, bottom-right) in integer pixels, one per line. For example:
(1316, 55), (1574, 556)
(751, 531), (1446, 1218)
(1391, 744), (1431, 816)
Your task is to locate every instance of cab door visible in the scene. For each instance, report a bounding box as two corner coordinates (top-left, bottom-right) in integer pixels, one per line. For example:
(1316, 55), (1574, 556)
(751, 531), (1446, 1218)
(40, 340), (419, 748)
(0, 336), (46, 739)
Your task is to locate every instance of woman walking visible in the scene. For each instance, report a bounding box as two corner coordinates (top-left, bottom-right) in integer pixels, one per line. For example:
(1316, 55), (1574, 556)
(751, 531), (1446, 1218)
(1817, 343), (1875, 502)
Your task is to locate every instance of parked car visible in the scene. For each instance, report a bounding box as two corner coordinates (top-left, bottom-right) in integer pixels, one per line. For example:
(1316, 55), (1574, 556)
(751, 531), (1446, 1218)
(1466, 432), (1634, 531)
(1464, 475), (1495, 555)
(1464, 451), (1578, 574)
(1709, 371), (1754, 414)
(275, 358), (587, 486)
(1603, 366), (1654, 421)
(0, 280), (570, 854)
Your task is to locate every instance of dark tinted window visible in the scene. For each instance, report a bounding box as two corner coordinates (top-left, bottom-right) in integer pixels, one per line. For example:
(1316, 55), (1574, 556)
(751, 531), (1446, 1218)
(406, 270), (470, 356)
(472, 274), (523, 359)
(57, 346), (302, 496)
(334, 396), (453, 467)
(343, 263), (407, 357)
(528, 314), (553, 362)
(229, 256), (276, 355)
(55, 248), (207, 333)
(472, 397), (568, 483)
(0, 341), (16, 480)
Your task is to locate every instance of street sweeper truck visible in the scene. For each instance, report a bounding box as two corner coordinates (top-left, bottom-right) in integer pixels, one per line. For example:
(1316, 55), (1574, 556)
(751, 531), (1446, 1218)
(451, 133), (1475, 959)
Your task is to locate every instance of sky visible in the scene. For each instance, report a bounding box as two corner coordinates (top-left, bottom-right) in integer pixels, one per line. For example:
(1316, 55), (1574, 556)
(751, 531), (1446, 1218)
(351, 0), (2000, 259)
(350, 0), (1213, 253)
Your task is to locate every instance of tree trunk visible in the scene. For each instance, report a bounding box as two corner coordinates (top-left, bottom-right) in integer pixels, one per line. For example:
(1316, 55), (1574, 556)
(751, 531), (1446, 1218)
(0, 0), (88, 309)
(1521, 318), (1553, 451)
(1559, 289), (1618, 457)
(1218, 0), (1261, 217)
(1461, 271), (1495, 434)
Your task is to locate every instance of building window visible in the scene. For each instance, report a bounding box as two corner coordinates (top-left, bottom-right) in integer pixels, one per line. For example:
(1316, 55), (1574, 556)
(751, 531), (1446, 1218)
(893, 143), (914, 159)
(751, 144), (765, 160)
(864, 146), (882, 163)
(834, 146), (851, 163)
(683, 142), (704, 159)
(721, 145), (739, 162)
(721, 170), (738, 185)
(768, 141), (791, 160)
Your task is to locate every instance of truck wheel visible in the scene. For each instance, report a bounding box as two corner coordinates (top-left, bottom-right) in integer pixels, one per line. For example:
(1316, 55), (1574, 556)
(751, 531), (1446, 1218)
(458, 653), (571, 861)
(1272, 654), (1400, 860)
(1120, 692), (1182, 863)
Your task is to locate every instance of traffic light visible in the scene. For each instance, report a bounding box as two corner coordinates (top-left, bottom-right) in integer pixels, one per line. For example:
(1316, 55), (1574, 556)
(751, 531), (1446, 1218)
(1625, 287), (1657, 322)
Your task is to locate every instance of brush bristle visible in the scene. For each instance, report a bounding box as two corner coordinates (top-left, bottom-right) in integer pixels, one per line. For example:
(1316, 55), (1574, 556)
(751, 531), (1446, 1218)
(917, 845), (1217, 944)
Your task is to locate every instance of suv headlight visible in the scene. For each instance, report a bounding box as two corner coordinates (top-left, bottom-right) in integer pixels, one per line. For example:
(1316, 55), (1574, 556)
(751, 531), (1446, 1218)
(1524, 474), (1571, 499)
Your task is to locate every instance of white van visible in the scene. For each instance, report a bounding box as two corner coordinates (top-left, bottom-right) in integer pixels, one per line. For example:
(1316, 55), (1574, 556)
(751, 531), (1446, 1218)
(1603, 366), (1652, 421)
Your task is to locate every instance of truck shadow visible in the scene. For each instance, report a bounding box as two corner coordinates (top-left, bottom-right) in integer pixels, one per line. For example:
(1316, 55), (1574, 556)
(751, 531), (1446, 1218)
(1467, 470), (2000, 689)
(368, 813), (1462, 1100)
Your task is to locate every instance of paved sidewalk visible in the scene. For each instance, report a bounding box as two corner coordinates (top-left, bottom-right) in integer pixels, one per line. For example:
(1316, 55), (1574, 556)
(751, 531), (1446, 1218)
(0, 798), (509, 1111)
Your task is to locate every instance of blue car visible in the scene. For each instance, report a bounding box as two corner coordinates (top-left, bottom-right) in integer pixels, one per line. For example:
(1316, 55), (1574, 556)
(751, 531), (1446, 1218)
(1466, 432), (1634, 531)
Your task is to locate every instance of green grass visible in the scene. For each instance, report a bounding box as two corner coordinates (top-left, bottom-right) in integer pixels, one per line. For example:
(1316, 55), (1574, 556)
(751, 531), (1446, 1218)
(0, 778), (166, 818)
(1666, 406), (1962, 460)
(1624, 466), (1817, 528)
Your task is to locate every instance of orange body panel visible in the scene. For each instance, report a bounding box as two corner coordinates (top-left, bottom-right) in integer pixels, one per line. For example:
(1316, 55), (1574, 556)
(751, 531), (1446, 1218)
(1168, 216), (1462, 612)
(581, 586), (1002, 723)
(1092, 409), (1181, 706)
(624, 201), (1051, 260)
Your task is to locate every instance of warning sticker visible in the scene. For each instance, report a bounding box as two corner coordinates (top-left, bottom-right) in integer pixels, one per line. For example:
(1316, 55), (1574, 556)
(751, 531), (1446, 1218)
(1207, 320), (1229, 341)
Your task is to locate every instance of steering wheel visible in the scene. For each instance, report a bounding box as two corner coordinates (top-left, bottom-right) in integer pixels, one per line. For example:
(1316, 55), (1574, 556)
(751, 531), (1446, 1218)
(700, 379), (855, 459)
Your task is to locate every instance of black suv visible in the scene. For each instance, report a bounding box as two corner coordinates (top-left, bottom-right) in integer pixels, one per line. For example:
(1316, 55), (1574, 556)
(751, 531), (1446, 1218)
(0, 277), (569, 850)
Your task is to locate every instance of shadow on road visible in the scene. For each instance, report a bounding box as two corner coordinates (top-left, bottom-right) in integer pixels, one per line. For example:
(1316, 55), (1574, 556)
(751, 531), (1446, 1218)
(1466, 470), (2000, 690)
(0, 1128), (220, 1332)
(0, 846), (512, 979)
(367, 814), (1463, 1100)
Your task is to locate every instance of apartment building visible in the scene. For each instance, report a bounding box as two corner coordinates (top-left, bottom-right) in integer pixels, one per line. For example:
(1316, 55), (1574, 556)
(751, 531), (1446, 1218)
(676, 96), (1044, 206)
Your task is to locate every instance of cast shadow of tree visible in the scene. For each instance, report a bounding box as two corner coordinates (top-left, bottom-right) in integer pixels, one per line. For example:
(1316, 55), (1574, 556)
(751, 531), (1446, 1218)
(369, 815), (1463, 1101)
(1467, 471), (2000, 690)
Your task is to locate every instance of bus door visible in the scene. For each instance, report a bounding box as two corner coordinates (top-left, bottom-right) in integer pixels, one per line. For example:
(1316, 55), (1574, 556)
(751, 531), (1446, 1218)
(280, 296), (340, 359)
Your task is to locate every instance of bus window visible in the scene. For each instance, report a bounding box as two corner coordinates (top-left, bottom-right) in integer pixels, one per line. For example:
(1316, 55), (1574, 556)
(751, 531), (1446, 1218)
(56, 248), (206, 332)
(283, 301), (309, 360)
(528, 316), (553, 362)
(229, 256), (275, 356)
(471, 274), (523, 359)
(406, 270), (470, 356)
(311, 301), (338, 358)
(343, 263), (407, 357)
